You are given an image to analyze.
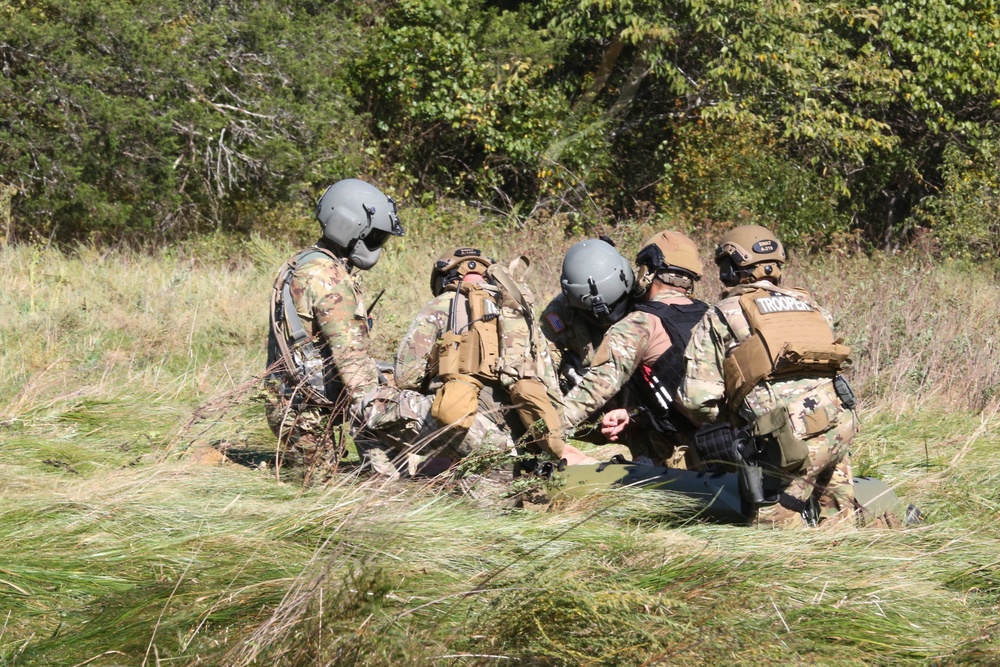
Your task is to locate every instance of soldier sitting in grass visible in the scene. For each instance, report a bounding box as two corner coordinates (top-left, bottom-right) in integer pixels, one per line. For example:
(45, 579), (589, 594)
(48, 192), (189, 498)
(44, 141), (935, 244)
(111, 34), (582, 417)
(679, 225), (856, 529)
(558, 231), (713, 470)
(395, 247), (597, 467)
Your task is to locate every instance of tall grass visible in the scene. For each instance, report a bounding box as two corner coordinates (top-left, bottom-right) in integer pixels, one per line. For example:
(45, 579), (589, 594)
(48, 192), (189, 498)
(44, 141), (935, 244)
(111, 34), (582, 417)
(1, 218), (1000, 666)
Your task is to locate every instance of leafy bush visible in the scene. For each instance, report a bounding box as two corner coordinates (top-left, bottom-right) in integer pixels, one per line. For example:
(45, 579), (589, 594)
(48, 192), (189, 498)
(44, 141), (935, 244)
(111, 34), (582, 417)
(657, 122), (851, 247)
(354, 0), (568, 203)
(0, 0), (367, 243)
(915, 141), (1000, 262)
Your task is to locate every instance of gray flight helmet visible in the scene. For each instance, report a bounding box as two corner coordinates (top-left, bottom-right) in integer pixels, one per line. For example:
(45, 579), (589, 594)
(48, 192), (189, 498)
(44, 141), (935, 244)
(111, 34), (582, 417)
(315, 179), (404, 270)
(560, 239), (635, 325)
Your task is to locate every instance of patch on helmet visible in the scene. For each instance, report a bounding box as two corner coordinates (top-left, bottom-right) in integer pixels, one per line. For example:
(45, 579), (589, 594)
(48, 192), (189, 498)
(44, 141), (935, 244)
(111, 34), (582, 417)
(752, 239), (779, 254)
(545, 312), (565, 333)
(454, 248), (482, 257)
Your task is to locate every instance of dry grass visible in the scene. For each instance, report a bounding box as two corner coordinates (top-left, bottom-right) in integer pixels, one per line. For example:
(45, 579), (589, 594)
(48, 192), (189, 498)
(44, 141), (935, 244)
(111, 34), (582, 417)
(1, 219), (999, 666)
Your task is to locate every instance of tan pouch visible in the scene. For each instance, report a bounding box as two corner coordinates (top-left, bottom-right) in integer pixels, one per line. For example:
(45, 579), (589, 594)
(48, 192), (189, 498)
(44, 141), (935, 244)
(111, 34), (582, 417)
(431, 375), (482, 430)
(755, 405), (810, 473)
(777, 341), (851, 373)
(723, 333), (773, 408)
(437, 330), (463, 377)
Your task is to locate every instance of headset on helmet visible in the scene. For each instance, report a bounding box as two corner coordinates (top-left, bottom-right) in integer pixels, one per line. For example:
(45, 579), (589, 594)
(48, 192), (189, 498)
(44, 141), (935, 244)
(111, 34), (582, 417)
(430, 247), (495, 296)
(315, 179), (404, 270)
(714, 224), (786, 287)
(560, 239), (635, 326)
(634, 230), (703, 295)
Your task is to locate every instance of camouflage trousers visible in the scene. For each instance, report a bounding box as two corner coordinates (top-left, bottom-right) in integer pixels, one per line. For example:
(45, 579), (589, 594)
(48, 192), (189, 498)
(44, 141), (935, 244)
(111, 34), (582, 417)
(266, 380), (516, 482)
(358, 387), (516, 474)
(263, 376), (348, 485)
(754, 410), (856, 530)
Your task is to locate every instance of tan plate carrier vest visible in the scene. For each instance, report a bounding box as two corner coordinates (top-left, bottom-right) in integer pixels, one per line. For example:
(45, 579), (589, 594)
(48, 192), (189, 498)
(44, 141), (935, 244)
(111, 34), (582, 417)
(430, 262), (566, 457)
(721, 287), (852, 470)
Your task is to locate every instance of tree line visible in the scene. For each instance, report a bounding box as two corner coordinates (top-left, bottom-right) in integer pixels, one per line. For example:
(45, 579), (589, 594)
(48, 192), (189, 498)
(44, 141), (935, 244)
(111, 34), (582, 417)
(2, 0), (998, 257)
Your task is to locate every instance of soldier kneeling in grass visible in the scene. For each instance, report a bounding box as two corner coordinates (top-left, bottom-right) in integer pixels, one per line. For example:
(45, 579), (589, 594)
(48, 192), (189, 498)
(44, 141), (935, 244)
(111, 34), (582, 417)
(265, 181), (516, 483)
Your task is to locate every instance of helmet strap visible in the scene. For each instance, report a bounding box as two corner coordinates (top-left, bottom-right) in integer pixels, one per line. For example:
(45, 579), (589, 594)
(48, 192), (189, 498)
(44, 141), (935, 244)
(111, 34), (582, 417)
(749, 263), (782, 284)
(654, 271), (695, 296)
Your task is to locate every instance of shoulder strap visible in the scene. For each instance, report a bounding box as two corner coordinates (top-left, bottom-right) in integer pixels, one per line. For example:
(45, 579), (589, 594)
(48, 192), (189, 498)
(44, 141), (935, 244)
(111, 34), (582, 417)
(269, 247), (342, 403)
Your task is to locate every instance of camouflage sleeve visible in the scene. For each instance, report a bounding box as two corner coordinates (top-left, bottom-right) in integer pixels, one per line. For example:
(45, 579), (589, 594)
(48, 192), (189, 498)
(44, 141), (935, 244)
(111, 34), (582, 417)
(298, 261), (380, 405)
(538, 300), (566, 373)
(394, 296), (449, 391)
(561, 313), (649, 427)
(678, 308), (729, 424)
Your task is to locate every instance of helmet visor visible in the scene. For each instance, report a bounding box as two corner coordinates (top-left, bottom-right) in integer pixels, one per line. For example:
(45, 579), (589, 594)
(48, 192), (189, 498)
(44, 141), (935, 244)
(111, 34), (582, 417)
(364, 227), (392, 250)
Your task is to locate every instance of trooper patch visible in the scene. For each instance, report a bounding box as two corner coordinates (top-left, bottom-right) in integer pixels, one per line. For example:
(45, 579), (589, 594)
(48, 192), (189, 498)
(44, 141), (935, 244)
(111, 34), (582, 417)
(545, 312), (565, 333)
(753, 294), (813, 314)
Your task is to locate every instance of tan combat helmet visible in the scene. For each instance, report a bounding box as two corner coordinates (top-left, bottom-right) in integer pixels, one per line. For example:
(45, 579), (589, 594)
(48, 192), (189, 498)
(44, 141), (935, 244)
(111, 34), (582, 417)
(634, 230), (704, 296)
(430, 247), (495, 296)
(714, 224), (786, 286)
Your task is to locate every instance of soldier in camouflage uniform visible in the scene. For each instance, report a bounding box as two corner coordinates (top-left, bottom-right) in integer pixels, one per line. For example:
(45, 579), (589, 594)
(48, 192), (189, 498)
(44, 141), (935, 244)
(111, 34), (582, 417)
(266, 181), (510, 483)
(560, 232), (710, 469)
(396, 247), (597, 466)
(540, 239), (634, 394)
(678, 225), (856, 529)
(265, 179), (403, 482)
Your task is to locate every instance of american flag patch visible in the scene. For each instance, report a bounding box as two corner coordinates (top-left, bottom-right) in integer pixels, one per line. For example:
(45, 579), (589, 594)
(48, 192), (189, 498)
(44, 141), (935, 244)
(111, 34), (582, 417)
(545, 312), (565, 333)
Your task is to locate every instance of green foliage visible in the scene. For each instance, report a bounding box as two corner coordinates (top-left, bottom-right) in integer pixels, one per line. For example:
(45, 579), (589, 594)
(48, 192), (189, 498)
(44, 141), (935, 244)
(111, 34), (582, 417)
(915, 142), (1000, 261)
(0, 0), (365, 243)
(355, 0), (568, 202)
(3, 0), (1000, 251)
(659, 121), (851, 247)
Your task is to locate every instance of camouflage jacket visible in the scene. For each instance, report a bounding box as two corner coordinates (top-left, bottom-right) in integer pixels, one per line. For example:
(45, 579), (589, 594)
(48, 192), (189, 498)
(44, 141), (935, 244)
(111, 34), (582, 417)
(679, 280), (843, 428)
(539, 293), (609, 390)
(394, 292), (450, 392)
(562, 290), (701, 428)
(267, 246), (380, 410)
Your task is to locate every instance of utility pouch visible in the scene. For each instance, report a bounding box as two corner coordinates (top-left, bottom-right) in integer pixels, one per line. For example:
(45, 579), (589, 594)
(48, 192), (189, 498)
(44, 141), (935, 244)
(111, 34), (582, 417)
(833, 374), (856, 410)
(431, 375), (483, 430)
(437, 330), (463, 377)
(722, 333), (772, 409)
(774, 341), (852, 376)
(693, 423), (739, 467)
(468, 318), (499, 376)
(755, 405), (810, 473)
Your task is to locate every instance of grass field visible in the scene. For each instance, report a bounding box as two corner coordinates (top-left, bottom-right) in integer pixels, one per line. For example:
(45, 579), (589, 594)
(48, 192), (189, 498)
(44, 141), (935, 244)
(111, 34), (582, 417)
(1, 218), (999, 666)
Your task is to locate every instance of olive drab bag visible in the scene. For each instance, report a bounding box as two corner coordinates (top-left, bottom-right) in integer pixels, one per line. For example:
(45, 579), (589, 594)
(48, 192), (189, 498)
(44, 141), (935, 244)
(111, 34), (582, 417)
(267, 247), (351, 409)
(431, 258), (565, 457)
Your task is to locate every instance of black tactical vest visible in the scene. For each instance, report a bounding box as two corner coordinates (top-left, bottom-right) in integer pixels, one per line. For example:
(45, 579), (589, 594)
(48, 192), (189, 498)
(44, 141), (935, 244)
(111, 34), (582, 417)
(628, 300), (709, 434)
